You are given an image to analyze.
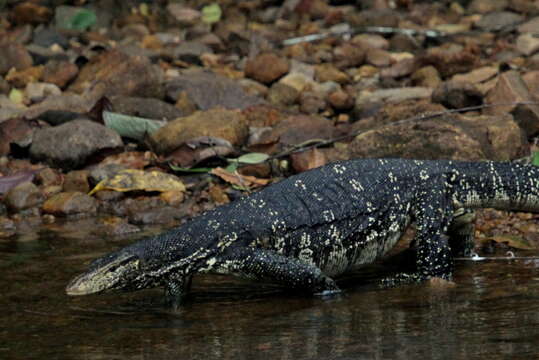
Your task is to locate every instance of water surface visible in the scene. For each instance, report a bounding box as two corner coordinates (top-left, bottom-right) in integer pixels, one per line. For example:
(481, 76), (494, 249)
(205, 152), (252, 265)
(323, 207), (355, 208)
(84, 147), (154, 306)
(1, 218), (539, 359)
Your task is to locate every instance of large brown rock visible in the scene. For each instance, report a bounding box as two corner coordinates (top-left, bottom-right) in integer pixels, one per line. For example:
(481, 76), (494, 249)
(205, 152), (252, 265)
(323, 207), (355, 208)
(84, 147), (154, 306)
(30, 119), (124, 169)
(68, 50), (164, 98)
(149, 108), (249, 154)
(4, 182), (45, 211)
(245, 53), (289, 84)
(349, 113), (526, 161)
(42, 192), (97, 216)
(484, 71), (539, 137)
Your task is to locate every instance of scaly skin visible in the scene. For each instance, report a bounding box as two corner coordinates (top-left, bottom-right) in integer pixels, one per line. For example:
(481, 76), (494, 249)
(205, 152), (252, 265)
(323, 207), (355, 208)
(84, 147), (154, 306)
(66, 159), (539, 306)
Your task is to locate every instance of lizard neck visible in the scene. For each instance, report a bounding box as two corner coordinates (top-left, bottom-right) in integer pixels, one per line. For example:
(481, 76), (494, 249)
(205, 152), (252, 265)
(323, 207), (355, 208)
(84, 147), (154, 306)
(451, 161), (539, 212)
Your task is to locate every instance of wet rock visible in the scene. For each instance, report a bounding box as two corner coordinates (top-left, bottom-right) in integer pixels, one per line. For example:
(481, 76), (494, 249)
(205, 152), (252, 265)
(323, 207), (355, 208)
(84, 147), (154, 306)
(63, 170), (90, 193)
(0, 42), (33, 76)
(245, 53), (289, 84)
(110, 96), (185, 121)
(4, 182), (44, 212)
(42, 191), (97, 216)
(128, 206), (180, 225)
(432, 81), (483, 109)
(42, 60), (78, 88)
(30, 119), (124, 169)
(25, 82), (62, 103)
(149, 108), (249, 154)
(516, 33), (539, 56)
(411, 66), (442, 88)
(35, 168), (62, 187)
(484, 71), (539, 137)
(0, 216), (15, 238)
(315, 63), (349, 84)
(166, 72), (264, 110)
(33, 28), (69, 49)
(69, 50), (164, 99)
(267, 82), (299, 107)
(290, 148), (327, 173)
(100, 216), (139, 236)
(475, 11), (523, 32)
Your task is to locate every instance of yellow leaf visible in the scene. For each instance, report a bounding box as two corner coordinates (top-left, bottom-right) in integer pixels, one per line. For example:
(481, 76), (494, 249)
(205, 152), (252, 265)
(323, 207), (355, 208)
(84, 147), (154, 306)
(89, 169), (185, 195)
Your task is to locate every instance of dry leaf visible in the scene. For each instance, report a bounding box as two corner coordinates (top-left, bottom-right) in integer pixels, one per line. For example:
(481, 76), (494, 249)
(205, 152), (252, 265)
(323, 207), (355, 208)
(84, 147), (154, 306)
(210, 167), (269, 190)
(89, 169), (185, 195)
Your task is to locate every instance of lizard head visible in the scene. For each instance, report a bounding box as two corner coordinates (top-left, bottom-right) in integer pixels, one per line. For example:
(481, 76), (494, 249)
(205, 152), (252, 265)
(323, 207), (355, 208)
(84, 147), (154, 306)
(66, 249), (153, 296)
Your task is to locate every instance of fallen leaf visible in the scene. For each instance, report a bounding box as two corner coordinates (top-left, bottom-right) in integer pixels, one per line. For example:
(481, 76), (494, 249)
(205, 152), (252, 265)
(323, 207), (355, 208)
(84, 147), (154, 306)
(201, 3), (221, 24)
(98, 151), (153, 169)
(89, 169), (185, 195)
(210, 167), (269, 190)
(482, 235), (536, 250)
(103, 111), (166, 140)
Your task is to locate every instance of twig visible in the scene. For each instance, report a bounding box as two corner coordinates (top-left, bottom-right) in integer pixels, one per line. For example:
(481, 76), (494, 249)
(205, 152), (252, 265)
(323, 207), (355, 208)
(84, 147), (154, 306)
(270, 101), (539, 159)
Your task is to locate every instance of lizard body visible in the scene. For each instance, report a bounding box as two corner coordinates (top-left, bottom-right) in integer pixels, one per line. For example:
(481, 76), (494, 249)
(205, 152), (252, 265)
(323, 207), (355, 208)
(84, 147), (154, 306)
(66, 159), (539, 305)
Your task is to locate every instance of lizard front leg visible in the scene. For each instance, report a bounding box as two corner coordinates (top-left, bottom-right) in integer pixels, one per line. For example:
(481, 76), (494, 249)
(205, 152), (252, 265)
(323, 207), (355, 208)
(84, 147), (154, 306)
(383, 180), (454, 286)
(164, 272), (192, 308)
(448, 208), (476, 257)
(216, 247), (341, 295)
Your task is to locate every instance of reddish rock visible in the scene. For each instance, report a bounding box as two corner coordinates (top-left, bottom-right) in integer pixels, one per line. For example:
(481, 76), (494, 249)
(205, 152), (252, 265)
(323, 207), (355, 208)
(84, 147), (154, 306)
(42, 192), (97, 216)
(68, 50), (164, 99)
(11, 2), (52, 24)
(5, 65), (43, 88)
(267, 82), (299, 107)
(484, 71), (539, 137)
(42, 60), (79, 88)
(290, 148), (327, 173)
(245, 53), (289, 84)
(315, 63), (349, 84)
(4, 182), (44, 212)
(327, 90), (354, 111)
(421, 45), (479, 78)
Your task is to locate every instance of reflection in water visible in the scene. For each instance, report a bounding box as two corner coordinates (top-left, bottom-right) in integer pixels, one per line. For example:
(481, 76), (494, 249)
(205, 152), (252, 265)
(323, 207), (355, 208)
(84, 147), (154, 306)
(1, 221), (538, 359)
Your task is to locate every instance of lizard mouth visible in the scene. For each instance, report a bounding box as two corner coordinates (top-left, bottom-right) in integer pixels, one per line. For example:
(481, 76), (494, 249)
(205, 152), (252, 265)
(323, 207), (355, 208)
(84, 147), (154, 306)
(66, 253), (139, 296)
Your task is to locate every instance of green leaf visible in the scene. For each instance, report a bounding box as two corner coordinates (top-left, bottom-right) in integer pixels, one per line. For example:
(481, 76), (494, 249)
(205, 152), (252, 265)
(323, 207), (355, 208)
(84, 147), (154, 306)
(532, 151), (539, 167)
(169, 165), (212, 173)
(103, 111), (166, 141)
(67, 9), (97, 31)
(8, 88), (24, 104)
(201, 3), (221, 24)
(236, 152), (270, 164)
(224, 163), (238, 173)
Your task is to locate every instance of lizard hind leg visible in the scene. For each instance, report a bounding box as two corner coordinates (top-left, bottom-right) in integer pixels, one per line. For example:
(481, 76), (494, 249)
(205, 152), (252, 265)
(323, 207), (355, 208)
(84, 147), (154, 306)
(448, 208), (476, 257)
(164, 273), (192, 308)
(218, 247), (341, 296)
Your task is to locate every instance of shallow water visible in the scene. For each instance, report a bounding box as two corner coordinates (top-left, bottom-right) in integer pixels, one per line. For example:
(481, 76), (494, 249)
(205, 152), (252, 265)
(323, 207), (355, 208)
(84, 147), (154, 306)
(1, 219), (539, 360)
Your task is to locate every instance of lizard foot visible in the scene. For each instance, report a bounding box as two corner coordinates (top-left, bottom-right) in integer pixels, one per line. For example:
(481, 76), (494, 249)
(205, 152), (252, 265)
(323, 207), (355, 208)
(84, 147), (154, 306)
(379, 272), (452, 288)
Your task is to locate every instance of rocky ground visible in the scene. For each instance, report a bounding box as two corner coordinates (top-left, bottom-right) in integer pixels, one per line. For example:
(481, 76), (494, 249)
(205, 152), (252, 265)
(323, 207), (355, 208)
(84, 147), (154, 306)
(0, 0), (539, 250)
